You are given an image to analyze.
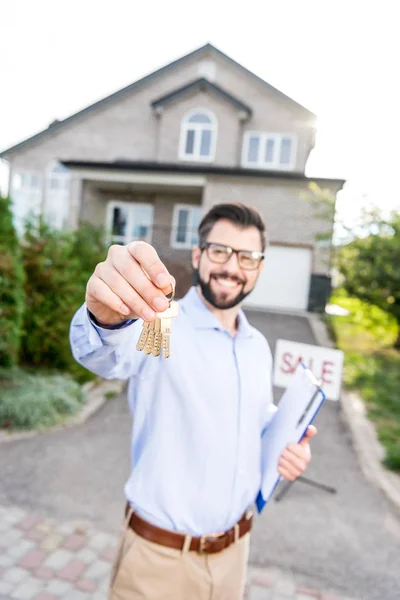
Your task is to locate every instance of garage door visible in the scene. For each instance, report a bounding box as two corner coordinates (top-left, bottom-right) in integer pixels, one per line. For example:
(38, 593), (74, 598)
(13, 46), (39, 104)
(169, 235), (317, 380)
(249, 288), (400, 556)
(244, 245), (312, 311)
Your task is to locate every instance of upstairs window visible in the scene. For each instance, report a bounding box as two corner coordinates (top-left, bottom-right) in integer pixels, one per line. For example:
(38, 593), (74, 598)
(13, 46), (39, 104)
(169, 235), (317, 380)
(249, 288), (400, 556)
(179, 110), (217, 162)
(171, 204), (202, 249)
(106, 201), (154, 245)
(242, 133), (295, 169)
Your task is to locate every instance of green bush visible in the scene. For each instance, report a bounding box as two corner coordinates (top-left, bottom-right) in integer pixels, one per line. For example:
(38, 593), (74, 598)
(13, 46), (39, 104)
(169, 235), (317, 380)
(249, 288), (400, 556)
(19, 220), (106, 381)
(0, 367), (85, 430)
(0, 195), (25, 367)
(328, 291), (400, 471)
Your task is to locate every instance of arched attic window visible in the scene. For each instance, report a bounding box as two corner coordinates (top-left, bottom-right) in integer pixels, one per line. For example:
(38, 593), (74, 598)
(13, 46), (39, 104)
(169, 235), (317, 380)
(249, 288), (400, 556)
(179, 109), (217, 162)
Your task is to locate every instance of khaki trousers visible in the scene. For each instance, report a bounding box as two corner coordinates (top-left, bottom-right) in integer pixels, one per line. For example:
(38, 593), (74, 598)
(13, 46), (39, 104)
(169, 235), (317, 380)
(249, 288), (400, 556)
(108, 515), (250, 600)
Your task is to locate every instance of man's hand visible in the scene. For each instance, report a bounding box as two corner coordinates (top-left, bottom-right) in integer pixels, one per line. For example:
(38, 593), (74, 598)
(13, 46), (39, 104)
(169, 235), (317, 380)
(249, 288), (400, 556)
(86, 241), (174, 326)
(277, 425), (317, 481)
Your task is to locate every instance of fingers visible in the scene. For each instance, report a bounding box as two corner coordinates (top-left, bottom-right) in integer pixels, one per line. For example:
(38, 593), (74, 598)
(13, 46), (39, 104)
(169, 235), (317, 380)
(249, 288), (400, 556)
(87, 242), (175, 325)
(278, 442), (311, 481)
(126, 241), (173, 295)
(110, 243), (172, 312)
(94, 263), (158, 322)
(303, 425), (317, 439)
(87, 276), (134, 320)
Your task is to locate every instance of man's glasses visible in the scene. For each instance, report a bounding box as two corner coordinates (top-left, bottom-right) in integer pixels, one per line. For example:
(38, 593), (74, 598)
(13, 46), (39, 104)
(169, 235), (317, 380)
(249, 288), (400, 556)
(200, 242), (264, 271)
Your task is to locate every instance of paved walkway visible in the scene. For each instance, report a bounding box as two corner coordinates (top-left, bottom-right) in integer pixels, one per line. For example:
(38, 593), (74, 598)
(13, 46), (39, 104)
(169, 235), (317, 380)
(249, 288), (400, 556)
(0, 503), (357, 600)
(0, 311), (399, 599)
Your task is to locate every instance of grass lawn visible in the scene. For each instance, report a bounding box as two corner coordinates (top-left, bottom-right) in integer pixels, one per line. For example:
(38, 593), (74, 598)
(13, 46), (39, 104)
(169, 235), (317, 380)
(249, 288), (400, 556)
(326, 291), (400, 472)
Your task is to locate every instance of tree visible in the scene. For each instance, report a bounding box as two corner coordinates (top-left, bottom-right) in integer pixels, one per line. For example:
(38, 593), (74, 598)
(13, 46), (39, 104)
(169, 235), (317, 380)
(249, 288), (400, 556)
(0, 195), (25, 367)
(337, 211), (400, 348)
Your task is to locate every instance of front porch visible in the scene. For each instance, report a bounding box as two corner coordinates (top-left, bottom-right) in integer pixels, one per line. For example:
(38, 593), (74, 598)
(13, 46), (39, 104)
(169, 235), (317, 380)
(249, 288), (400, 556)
(66, 165), (205, 297)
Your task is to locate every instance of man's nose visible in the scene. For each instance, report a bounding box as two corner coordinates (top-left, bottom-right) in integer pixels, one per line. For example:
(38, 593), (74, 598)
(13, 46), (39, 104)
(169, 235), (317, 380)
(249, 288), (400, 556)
(224, 251), (241, 271)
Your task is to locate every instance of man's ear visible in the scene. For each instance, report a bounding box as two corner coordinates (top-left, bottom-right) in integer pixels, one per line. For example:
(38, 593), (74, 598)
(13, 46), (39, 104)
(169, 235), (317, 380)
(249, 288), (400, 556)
(192, 246), (201, 269)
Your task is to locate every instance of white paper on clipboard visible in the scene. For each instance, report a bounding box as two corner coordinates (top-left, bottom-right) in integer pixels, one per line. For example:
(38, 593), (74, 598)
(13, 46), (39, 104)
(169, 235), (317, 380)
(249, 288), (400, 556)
(258, 363), (325, 507)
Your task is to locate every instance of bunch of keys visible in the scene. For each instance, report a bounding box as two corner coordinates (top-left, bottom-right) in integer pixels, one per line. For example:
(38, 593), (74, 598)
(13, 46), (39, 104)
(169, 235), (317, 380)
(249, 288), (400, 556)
(136, 282), (179, 359)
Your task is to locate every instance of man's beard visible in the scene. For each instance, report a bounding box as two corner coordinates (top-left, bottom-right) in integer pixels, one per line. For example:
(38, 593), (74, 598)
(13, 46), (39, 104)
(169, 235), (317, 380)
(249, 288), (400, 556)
(194, 269), (253, 310)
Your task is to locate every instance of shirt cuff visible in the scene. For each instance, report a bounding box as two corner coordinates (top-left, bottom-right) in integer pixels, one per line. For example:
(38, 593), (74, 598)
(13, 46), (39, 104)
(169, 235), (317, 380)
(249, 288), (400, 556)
(87, 309), (137, 330)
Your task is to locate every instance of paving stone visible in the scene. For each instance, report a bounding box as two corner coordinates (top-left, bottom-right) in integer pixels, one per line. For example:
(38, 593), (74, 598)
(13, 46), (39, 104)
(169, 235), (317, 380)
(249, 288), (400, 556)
(296, 588), (321, 599)
(248, 584), (273, 600)
(45, 579), (72, 595)
(35, 593), (60, 600)
(35, 524), (53, 535)
(58, 559), (86, 582)
(43, 549), (73, 570)
(0, 580), (14, 595)
(0, 507), (25, 525)
(84, 559), (110, 580)
(75, 548), (97, 563)
(16, 517), (41, 532)
(33, 567), (54, 580)
(3, 566), (30, 584)
(92, 593), (108, 600)
(88, 532), (114, 552)
(62, 534), (86, 552)
(100, 546), (117, 562)
(274, 578), (296, 597)
(0, 529), (23, 548)
(10, 577), (44, 599)
(25, 530), (47, 542)
(39, 533), (63, 552)
(62, 589), (91, 600)
(18, 549), (47, 570)
(8, 540), (36, 560)
(0, 554), (13, 568)
(76, 578), (98, 592)
(296, 595), (321, 600)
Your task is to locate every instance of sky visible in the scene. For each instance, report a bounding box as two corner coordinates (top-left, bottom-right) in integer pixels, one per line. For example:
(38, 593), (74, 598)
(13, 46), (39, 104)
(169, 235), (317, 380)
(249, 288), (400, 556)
(1, 0), (399, 236)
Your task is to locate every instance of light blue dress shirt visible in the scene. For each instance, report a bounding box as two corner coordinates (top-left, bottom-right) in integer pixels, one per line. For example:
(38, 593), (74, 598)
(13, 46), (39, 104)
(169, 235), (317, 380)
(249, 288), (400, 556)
(70, 286), (276, 536)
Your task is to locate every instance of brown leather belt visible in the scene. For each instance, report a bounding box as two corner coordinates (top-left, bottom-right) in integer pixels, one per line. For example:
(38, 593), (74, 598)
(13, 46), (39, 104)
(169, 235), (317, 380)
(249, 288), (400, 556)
(125, 504), (253, 555)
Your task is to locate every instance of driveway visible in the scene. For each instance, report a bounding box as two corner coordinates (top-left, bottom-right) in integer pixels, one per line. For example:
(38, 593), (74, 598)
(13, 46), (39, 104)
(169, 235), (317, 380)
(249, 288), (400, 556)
(0, 310), (399, 600)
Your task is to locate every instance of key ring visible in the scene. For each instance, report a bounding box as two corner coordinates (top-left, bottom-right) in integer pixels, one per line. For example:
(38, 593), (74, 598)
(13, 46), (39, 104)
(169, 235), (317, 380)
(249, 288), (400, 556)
(165, 279), (175, 303)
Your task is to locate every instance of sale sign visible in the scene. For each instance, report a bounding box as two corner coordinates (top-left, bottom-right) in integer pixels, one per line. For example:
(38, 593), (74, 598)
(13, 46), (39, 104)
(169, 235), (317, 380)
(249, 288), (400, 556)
(273, 339), (344, 401)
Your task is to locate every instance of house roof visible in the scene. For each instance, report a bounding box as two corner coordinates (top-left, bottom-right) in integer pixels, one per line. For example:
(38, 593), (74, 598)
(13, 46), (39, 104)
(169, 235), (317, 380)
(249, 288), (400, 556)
(151, 78), (252, 116)
(61, 159), (345, 187)
(0, 43), (316, 158)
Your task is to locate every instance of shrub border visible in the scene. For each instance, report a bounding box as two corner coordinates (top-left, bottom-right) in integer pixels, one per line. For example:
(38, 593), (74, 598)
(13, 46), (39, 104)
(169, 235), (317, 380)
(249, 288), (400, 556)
(0, 378), (125, 444)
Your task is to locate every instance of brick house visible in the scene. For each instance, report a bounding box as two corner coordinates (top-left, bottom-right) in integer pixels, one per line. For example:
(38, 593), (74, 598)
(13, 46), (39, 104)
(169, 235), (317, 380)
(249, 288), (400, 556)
(0, 43), (344, 311)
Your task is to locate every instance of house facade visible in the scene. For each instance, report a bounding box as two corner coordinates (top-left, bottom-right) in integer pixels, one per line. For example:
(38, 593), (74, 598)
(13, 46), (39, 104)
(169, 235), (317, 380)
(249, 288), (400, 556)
(0, 44), (344, 311)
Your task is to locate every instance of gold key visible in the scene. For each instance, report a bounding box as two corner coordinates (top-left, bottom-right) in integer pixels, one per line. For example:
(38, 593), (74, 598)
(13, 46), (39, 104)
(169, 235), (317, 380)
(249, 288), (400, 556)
(157, 300), (179, 359)
(151, 318), (162, 357)
(144, 320), (155, 354)
(136, 321), (151, 351)
(136, 280), (177, 357)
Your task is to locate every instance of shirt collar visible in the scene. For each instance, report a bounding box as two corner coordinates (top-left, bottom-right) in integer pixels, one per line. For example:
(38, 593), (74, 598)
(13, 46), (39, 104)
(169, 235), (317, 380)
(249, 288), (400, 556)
(180, 286), (253, 339)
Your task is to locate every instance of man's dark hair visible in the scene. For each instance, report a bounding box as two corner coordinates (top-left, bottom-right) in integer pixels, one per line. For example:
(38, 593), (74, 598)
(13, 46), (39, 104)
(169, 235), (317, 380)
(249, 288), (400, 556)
(198, 203), (267, 251)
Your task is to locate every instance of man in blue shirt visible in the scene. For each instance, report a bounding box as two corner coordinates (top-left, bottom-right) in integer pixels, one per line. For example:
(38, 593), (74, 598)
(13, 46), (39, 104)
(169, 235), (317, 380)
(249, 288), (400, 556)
(70, 203), (316, 600)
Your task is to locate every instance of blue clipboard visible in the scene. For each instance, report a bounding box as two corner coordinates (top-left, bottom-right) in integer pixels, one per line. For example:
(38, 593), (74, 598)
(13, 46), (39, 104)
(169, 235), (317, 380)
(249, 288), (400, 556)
(256, 363), (325, 513)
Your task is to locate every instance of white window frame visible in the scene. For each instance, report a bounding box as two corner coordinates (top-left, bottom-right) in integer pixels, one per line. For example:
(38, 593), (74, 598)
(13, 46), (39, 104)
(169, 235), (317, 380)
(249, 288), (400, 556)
(179, 108), (217, 163)
(106, 200), (154, 245)
(170, 204), (202, 249)
(241, 132), (296, 170)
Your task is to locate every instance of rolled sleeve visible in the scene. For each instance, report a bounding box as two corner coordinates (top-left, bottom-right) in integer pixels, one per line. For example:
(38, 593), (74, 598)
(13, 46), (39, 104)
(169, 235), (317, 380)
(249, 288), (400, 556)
(70, 303), (144, 379)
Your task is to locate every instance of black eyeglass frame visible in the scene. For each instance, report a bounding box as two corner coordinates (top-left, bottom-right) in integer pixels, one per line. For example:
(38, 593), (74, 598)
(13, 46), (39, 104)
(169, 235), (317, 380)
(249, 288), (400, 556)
(200, 242), (265, 270)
